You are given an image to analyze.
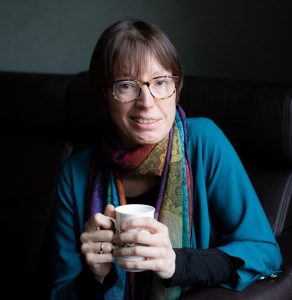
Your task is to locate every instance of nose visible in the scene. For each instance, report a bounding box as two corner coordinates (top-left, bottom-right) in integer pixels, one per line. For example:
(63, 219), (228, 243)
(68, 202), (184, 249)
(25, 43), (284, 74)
(135, 84), (155, 108)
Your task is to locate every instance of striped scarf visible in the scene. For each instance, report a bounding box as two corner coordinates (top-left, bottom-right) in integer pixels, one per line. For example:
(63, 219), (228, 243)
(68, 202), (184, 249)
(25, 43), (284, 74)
(86, 105), (193, 300)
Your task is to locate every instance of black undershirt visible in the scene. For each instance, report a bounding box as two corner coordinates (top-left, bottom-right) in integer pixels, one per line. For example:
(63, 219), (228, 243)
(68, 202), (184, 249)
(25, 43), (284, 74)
(75, 185), (242, 299)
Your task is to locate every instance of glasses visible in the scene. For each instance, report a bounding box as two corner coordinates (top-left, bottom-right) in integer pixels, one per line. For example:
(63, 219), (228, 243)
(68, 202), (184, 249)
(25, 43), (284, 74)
(110, 75), (178, 103)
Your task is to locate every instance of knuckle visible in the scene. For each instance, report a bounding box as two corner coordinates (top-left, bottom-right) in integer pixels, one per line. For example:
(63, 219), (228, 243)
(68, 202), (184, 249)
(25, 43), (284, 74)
(163, 237), (170, 246)
(129, 261), (139, 270)
(85, 253), (95, 265)
(158, 233), (169, 246)
(107, 243), (113, 253)
(80, 233), (87, 243)
(94, 213), (103, 224)
(158, 247), (167, 257)
(118, 233), (126, 243)
(104, 242), (111, 253)
(157, 260), (164, 271)
(107, 230), (114, 240)
(134, 232), (142, 243)
(132, 246), (140, 256)
(106, 254), (115, 263)
(80, 244), (88, 254)
(161, 223), (169, 233)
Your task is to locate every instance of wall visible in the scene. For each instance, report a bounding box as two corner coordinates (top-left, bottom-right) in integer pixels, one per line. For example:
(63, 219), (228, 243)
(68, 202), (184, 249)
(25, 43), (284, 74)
(0, 0), (291, 81)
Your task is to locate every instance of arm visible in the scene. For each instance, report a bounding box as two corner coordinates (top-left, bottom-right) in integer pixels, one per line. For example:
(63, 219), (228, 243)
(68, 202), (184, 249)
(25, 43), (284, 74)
(162, 248), (242, 287)
(49, 157), (117, 300)
(187, 118), (282, 291)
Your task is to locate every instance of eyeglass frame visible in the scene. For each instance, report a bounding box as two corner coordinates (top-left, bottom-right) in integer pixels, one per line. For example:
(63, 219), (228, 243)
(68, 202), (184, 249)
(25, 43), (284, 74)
(109, 75), (179, 103)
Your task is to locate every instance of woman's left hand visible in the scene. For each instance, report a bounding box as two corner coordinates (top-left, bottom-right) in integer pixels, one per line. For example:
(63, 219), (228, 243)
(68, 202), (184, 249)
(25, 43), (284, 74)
(112, 217), (176, 279)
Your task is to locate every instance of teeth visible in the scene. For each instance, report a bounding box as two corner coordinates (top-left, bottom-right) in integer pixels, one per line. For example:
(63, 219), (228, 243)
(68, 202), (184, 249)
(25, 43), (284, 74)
(134, 118), (158, 124)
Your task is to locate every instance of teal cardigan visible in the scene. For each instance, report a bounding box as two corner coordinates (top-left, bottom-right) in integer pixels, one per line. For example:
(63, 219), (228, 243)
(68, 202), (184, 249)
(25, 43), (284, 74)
(49, 118), (282, 299)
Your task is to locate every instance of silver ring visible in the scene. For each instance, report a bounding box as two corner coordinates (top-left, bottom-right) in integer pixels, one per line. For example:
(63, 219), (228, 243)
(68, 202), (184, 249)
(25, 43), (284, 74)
(97, 242), (104, 254)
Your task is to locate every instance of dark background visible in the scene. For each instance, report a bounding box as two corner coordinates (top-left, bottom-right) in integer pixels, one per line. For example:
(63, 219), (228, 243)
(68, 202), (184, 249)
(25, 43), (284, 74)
(0, 0), (291, 81)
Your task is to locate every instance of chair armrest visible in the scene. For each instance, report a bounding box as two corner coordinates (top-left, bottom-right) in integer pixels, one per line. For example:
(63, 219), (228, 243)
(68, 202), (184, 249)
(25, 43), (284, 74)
(180, 230), (292, 300)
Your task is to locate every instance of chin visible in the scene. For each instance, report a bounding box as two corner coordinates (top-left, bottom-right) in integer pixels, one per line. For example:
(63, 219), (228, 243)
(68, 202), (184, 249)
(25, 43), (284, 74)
(135, 134), (165, 145)
(122, 128), (171, 148)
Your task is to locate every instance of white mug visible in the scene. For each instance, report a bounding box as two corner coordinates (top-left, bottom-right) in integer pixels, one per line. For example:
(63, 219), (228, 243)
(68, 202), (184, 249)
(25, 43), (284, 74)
(110, 204), (155, 269)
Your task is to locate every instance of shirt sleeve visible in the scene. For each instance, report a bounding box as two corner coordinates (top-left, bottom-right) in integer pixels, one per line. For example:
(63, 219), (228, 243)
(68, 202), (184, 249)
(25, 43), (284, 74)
(49, 149), (126, 300)
(161, 248), (243, 288)
(75, 265), (117, 299)
(49, 155), (92, 300)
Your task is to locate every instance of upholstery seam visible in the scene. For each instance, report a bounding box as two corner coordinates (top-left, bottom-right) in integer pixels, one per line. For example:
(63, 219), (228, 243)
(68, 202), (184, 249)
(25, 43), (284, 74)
(276, 173), (292, 235)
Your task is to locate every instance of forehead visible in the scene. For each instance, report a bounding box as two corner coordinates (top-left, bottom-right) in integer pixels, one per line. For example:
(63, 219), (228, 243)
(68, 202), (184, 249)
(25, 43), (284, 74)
(112, 53), (170, 79)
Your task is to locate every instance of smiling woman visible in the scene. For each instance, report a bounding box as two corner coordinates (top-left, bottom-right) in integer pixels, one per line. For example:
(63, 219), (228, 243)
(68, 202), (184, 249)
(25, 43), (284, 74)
(49, 18), (282, 300)
(107, 57), (177, 148)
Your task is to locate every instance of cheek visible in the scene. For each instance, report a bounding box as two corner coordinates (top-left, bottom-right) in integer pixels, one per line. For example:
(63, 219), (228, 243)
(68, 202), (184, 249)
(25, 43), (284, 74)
(108, 102), (130, 127)
(165, 101), (176, 124)
(109, 109), (123, 126)
(107, 98), (121, 116)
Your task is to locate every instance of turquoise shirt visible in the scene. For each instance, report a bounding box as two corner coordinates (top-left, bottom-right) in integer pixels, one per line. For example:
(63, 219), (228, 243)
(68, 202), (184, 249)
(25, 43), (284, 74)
(50, 118), (282, 299)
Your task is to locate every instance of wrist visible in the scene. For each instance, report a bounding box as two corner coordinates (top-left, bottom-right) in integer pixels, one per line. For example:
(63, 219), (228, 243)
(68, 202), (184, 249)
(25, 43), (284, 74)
(158, 249), (176, 279)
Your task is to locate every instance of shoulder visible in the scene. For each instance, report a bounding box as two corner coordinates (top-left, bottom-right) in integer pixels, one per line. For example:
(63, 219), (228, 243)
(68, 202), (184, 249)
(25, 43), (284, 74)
(185, 117), (240, 167)
(60, 145), (96, 178)
(186, 117), (227, 145)
(186, 117), (218, 131)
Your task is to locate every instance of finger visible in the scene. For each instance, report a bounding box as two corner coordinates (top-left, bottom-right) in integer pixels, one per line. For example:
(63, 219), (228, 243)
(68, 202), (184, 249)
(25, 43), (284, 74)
(84, 213), (103, 232)
(85, 252), (115, 265)
(104, 204), (116, 218)
(114, 231), (169, 248)
(81, 229), (114, 244)
(114, 245), (167, 259)
(117, 256), (161, 272)
(122, 217), (167, 234)
(93, 242), (114, 254)
(82, 242), (114, 255)
(113, 229), (151, 244)
(85, 213), (114, 232)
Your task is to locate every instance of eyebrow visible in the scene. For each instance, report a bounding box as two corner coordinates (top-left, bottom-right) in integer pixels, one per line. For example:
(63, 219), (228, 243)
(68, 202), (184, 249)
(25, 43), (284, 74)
(114, 71), (172, 81)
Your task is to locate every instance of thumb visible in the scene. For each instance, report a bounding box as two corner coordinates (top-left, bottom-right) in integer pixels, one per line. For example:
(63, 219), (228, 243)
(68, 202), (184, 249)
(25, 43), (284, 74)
(104, 204), (115, 218)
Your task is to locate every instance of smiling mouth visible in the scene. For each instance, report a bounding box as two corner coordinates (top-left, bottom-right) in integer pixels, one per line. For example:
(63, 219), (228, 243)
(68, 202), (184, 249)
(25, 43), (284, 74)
(132, 117), (160, 124)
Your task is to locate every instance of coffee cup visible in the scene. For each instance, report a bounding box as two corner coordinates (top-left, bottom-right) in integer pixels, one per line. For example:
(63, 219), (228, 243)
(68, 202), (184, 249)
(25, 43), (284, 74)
(110, 204), (155, 267)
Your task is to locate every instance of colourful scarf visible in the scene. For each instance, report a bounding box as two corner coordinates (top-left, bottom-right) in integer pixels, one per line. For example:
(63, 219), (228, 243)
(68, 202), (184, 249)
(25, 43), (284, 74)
(86, 105), (193, 300)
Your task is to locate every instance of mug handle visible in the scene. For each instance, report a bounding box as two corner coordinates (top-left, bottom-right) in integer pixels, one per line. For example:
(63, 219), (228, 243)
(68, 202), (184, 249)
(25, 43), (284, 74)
(107, 216), (121, 234)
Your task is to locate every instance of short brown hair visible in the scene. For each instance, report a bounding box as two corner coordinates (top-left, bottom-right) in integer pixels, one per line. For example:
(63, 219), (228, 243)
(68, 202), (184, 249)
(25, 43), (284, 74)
(89, 18), (183, 105)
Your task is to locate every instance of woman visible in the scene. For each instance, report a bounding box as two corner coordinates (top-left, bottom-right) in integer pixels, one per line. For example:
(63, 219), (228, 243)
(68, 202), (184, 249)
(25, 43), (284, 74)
(49, 18), (282, 300)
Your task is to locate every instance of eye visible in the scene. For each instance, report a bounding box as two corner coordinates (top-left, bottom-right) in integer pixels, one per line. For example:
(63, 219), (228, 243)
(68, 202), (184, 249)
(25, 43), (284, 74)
(153, 77), (170, 88)
(157, 80), (166, 86)
(157, 79), (167, 86)
(115, 81), (137, 92)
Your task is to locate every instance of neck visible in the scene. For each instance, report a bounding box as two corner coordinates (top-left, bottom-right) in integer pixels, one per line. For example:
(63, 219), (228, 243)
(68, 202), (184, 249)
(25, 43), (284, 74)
(122, 175), (160, 197)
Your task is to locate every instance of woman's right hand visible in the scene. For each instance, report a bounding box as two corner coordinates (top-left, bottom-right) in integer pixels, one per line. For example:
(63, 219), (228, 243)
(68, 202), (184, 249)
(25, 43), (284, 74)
(80, 204), (116, 283)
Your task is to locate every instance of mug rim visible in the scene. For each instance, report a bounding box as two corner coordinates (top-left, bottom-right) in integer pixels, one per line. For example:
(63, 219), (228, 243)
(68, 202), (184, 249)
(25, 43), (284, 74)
(115, 204), (155, 215)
